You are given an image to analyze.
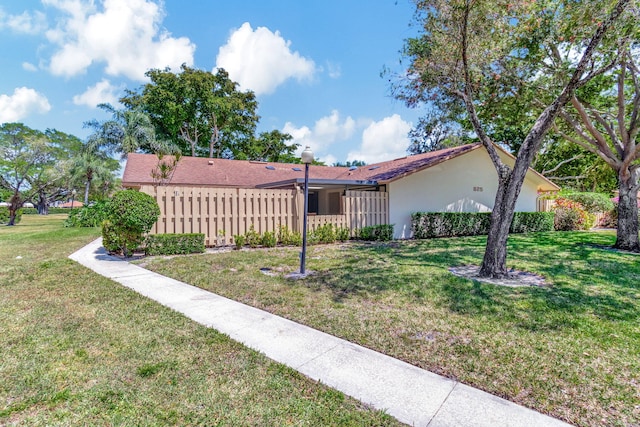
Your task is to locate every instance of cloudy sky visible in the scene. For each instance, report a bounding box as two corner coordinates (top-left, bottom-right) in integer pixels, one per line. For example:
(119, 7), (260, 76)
(0, 0), (422, 165)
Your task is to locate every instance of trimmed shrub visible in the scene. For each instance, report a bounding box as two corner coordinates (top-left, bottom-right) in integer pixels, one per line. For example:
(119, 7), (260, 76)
(244, 226), (260, 248)
(411, 212), (490, 238)
(510, 212), (555, 233)
(64, 201), (109, 227)
(411, 212), (554, 238)
(101, 219), (122, 253)
(310, 224), (337, 244)
(356, 224), (394, 241)
(277, 226), (302, 246)
(102, 189), (160, 256)
(336, 227), (350, 242)
(233, 234), (245, 250)
(0, 207), (21, 224)
(144, 233), (205, 255)
(260, 231), (277, 248)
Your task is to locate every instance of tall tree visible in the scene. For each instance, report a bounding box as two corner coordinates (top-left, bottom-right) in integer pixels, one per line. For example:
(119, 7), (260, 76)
(551, 43), (640, 250)
(234, 130), (300, 163)
(395, 0), (634, 277)
(0, 123), (54, 225)
(407, 109), (469, 154)
(122, 65), (259, 158)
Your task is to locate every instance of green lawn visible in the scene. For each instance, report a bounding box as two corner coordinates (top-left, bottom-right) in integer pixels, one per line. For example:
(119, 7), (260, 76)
(139, 231), (640, 427)
(0, 215), (399, 426)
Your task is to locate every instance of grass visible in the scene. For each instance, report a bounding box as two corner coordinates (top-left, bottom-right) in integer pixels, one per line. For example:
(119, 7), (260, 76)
(0, 215), (399, 426)
(139, 231), (640, 427)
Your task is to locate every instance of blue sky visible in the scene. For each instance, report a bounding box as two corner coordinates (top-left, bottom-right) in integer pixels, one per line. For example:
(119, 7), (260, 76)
(0, 0), (423, 165)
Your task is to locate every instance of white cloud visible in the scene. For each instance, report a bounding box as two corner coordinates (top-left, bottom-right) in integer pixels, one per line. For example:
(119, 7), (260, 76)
(347, 114), (412, 164)
(0, 9), (47, 34)
(0, 87), (51, 123)
(43, 0), (195, 80)
(73, 78), (122, 107)
(22, 62), (38, 72)
(283, 110), (356, 160)
(216, 22), (316, 95)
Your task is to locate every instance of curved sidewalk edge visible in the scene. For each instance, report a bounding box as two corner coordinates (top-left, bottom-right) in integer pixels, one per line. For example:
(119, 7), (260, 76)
(70, 238), (572, 427)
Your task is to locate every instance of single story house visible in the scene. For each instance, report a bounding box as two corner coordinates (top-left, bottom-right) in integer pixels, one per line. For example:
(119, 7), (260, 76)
(122, 143), (558, 242)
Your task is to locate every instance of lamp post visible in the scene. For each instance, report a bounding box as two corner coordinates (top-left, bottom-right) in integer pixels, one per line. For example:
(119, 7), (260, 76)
(300, 146), (314, 275)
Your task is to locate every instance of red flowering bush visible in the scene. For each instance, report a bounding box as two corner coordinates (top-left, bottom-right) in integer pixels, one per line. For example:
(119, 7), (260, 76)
(552, 198), (595, 231)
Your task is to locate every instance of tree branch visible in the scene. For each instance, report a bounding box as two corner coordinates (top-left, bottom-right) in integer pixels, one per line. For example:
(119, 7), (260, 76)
(541, 154), (583, 175)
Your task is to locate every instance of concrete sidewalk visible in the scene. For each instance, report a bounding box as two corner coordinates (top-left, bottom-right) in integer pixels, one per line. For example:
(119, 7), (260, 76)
(69, 238), (571, 427)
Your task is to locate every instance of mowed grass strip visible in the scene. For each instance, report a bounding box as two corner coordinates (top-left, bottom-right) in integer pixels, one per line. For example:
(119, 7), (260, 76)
(0, 215), (399, 426)
(141, 231), (640, 427)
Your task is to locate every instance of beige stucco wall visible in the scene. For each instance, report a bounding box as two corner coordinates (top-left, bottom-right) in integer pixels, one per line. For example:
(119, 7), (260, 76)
(389, 148), (541, 239)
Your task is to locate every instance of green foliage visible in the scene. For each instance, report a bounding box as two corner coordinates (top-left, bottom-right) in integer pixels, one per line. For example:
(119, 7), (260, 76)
(335, 227), (350, 242)
(553, 198), (594, 231)
(411, 212), (554, 238)
(144, 233), (205, 255)
(260, 231), (277, 248)
(122, 66), (258, 158)
(244, 226), (261, 248)
(412, 213), (491, 238)
(101, 219), (122, 253)
(64, 201), (110, 227)
(0, 207), (21, 224)
(560, 191), (614, 213)
(102, 189), (160, 256)
(277, 226), (302, 246)
(22, 207), (69, 215)
(510, 212), (555, 233)
(233, 234), (246, 250)
(355, 224), (394, 241)
(310, 224), (337, 244)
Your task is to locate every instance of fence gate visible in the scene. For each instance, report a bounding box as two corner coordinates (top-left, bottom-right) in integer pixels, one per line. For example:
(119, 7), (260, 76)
(344, 190), (389, 232)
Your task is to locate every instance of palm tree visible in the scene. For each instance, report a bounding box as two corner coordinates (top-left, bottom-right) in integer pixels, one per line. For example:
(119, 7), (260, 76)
(86, 104), (176, 158)
(70, 147), (118, 205)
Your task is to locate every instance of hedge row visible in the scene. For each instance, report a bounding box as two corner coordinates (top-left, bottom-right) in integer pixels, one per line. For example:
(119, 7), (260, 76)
(355, 224), (394, 241)
(22, 207), (72, 215)
(411, 212), (554, 239)
(144, 233), (205, 255)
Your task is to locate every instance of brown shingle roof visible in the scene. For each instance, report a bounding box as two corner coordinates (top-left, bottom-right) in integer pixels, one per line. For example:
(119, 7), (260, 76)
(122, 143), (558, 191)
(122, 153), (349, 188)
(332, 144), (480, 183)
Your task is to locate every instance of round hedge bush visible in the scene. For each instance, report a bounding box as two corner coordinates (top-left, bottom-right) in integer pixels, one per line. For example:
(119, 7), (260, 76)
(102, 189), (160, 256)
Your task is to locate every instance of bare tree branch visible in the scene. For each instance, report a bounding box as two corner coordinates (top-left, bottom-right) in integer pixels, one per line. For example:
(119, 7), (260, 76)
(542, 154), (583, 175)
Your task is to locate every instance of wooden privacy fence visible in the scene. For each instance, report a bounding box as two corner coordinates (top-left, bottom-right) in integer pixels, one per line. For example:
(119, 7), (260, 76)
(141, 186), (389, 246)
(142, 185), (299, 246)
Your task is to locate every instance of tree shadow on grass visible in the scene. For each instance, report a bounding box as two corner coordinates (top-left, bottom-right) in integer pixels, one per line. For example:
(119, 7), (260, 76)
(303, 235), (640, 328)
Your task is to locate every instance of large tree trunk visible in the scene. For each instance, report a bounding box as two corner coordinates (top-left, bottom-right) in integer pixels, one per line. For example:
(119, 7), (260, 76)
(37, 191), (48, 215)
(84, 180), (91, 205)
(615, 170), (640, 251)
(479, 144), (535, 278)
(7, 193), (22, 226)
(480, 182), (512, 277)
